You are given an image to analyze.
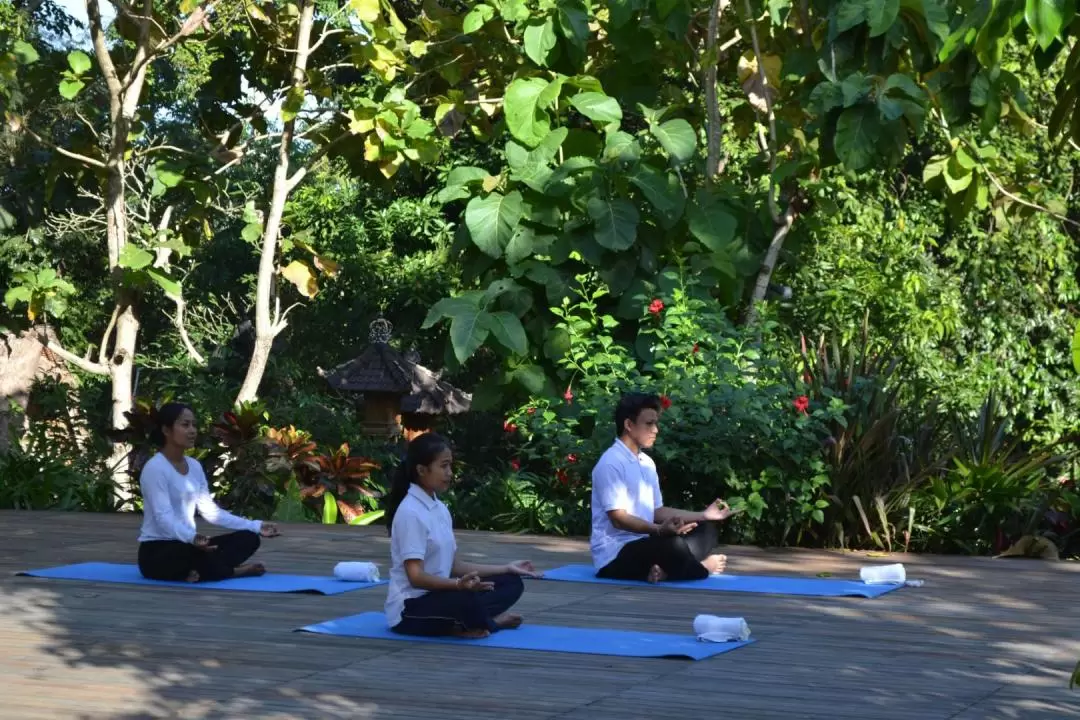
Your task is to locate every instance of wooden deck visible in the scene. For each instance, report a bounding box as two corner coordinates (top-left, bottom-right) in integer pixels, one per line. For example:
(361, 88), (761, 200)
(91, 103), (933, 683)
(0, 510), (1078, 719)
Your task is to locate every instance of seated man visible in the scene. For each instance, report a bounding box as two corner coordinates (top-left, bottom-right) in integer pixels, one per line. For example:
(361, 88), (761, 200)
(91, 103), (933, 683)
(591, 392), (733, 583)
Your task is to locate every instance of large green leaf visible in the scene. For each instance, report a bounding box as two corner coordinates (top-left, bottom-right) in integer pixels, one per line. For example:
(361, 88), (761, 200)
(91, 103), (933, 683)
(506, 226), (537, 264)
(868, 0), (900, 35)
(524, 17), (558, 66)
(630, 164), (685, 228)
(570, 92), (623, 124)
(557, 0), (590, 50)
(348, 509), (386, 526)
(504, 77), (553, 146)
(649, 118), (696, 165)
(835, 0), (868, 32)
(834, 105), (880, 170)
(463, 3), (496, 32)
(1025, 0), (1069, 50)
(59, 78), (85, 100)
(422, 292), (484, 329)
(482, 311), (529, 355)
(1072, 320), (1080, 374)
(450, 309), (490, 363)
(603, 130), (641, 164)
(688, 194), (738, 253)
(3, 286), (31, 309)
(465, 192), (524, 258)
(13, 41), (39, 65)
(588, 197), (639, 250)
(118, 245), (154, 270)
(146, 268), (181, 300)
(322, 492), (339, 524)
(67, 50), (92, 75)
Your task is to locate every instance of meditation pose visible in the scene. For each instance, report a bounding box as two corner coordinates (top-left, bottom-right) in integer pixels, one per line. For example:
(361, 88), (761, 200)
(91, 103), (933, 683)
(385, 432), (540, 638)
(591, 392), (734, 583)
(137, 402), (279, 583)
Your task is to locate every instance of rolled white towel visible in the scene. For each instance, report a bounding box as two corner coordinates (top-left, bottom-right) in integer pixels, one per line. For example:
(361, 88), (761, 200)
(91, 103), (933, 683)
(859, 563), (906, 585)
(693, 614), (751, 642)
(334, 561), (380, 583)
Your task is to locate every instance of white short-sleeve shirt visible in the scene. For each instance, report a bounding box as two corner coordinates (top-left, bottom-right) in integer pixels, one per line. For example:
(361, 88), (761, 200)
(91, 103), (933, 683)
(590, 439), (664, 569)
(384, 483), (457, 627)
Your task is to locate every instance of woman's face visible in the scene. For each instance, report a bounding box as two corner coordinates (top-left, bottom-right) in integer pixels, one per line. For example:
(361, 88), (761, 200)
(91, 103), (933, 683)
(416, 448), (453, 494)
(163, 408), (198, 450)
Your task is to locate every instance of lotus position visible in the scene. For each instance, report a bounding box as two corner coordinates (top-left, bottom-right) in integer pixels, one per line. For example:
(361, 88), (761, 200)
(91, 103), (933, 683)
(591, 392), (734, 583)
(137, 402), (279, 583)
(385, 432), (540, 638)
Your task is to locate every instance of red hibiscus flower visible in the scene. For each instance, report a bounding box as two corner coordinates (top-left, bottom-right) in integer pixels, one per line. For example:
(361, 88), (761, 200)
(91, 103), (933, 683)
(660, 395), (672, 410)
(526, 407), (536, 415)
(503, 420), (517, 433)
(566, 453), (578, 463)
(692, 343), (700, 354)
(648, 298), (664, 315)
(794, 396), (810, 414)
(510, 458), (521, 471)
(556, 469), (570, 485)
(564, 386), (574, 402)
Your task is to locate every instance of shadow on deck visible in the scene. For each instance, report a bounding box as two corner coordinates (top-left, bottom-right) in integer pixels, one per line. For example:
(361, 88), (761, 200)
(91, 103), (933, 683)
(1, 510), (1078, 719)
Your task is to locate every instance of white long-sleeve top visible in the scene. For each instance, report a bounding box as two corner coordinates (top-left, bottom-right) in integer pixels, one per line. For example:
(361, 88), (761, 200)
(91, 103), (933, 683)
(137, 452), (262, 543)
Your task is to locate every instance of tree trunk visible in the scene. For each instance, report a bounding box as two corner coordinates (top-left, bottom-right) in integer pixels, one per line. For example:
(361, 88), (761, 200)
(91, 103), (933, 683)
(743, 204), (797, 325)
(235, 0), (316, 405)
(0, 331), (46, 456)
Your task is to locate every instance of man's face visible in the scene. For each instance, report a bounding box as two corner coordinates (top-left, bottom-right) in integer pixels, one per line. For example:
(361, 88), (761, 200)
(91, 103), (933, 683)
(625, 408), (660, 450)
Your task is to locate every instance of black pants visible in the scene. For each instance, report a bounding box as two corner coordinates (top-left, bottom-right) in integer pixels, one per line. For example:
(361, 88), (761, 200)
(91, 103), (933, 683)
(597, 521), (719, 582)
(138, 530), (261, 582)
(392, 573), (524, 636)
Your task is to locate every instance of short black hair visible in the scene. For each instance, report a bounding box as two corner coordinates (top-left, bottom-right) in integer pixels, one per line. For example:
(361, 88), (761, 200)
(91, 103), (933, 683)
(615, 392), (661, 436)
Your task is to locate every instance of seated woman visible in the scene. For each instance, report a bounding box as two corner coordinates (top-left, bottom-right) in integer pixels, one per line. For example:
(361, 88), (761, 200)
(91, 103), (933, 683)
(137, 402), (280, 583)
(384, 432), (540, 638)
(591, 392), (735, 583)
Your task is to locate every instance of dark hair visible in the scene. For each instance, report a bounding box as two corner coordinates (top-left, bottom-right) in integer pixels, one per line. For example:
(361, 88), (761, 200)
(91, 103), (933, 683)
(385, 432), (451, 535)
(150, 402), (195, 447)
(614, 392), (661, 437)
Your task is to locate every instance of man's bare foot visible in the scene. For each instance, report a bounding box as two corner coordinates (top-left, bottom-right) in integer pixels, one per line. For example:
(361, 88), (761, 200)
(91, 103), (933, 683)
(646, 564), (668, 583)
(453, 628), (491, 639)
(233, 562), (266, 578)
(185, 570), (200, 583)
(493, 612), (523, 630)
(702, 554), (728, 574)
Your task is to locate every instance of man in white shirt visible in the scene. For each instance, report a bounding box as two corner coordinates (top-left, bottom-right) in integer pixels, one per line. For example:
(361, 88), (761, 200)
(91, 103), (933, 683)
(591, 392), (734, 583)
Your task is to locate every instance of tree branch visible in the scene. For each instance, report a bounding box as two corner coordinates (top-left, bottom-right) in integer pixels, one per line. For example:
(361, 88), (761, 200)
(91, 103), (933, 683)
(744, 203), (797, 324)
(97, 303), (119, 367)
(122, 1), (220, 92)
(170, 297), (206, 366)
(745, 0), (780, 223)
(37, 330), (109, 376)
(704, 0), (730, 183)
(25, 128), (107, 169)
(86, 0), (123, 105)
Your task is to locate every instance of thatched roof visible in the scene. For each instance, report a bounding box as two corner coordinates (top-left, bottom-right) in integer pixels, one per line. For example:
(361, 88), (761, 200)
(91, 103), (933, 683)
(318, 319), (471, 416)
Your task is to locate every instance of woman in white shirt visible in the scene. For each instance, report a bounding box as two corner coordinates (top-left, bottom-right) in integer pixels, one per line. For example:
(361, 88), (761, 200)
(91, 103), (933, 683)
(137, 402), (280, 583)
(384, 432), (540, 638)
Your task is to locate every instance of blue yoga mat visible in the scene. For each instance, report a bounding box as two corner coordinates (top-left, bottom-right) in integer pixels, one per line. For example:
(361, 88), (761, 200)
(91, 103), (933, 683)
(541, 564), (902, 598)
(17, 562), (386, 595)
(298, 611), (752, 660)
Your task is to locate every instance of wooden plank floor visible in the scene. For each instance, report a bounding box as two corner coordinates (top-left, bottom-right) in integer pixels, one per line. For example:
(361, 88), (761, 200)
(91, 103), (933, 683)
(0, 510), (1078, 719)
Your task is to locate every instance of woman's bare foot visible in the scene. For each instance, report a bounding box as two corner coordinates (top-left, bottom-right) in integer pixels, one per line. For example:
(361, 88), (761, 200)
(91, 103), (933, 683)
(702, 554), (728, 574)
(185, 570), (200, 583)
(453, 628), (491, 639)
(646, 564), (668, 583)
(233, 562), (266, 578)
(493, 612), (523, 630)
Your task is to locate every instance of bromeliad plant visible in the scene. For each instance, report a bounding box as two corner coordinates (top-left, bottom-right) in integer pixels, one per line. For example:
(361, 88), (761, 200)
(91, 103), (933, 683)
(305, 443), (384, 526)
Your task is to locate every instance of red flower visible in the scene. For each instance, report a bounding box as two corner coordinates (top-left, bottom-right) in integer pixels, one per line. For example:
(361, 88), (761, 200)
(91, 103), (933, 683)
(648, 298), (665, 315)
(692, 343), (700, 354)
(556, 469), (569, 485)
(526, 407), (536, 415)
(794, 396), (810, 414)
(563, 386), (574, 402)
(659, 395), (672, 410)
(566, 453), (578, 463)
(510, 458), (521, 471)
(503, 420), (517, 433)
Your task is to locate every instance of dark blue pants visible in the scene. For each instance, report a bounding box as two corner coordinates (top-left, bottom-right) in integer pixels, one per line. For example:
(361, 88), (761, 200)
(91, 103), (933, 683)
(597, 521), (718, 582)
(138, 530), (260, 582)
(392, 573), (524, 636)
